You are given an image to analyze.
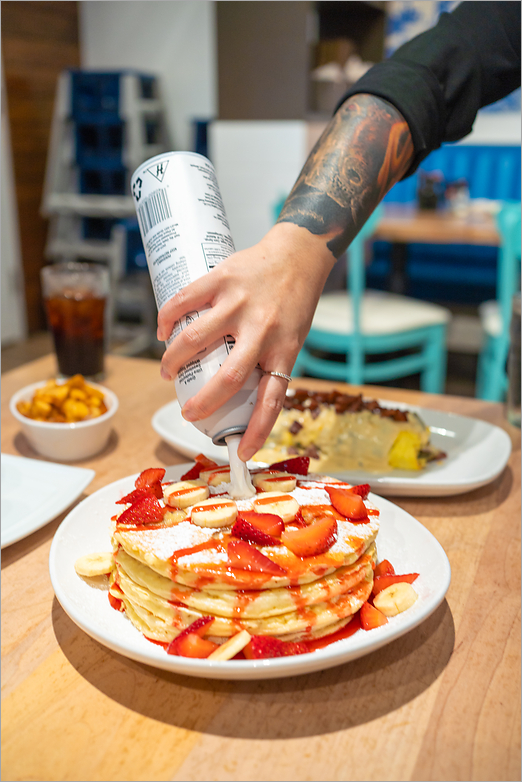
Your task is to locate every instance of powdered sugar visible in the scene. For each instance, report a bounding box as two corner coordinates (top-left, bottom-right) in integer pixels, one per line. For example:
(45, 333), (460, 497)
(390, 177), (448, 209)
(116, 471), (379, 568)
(119, 521), (214, 560)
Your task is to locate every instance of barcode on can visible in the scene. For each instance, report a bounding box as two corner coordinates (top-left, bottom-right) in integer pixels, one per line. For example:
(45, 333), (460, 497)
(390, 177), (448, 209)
(136, 189), (172, 236)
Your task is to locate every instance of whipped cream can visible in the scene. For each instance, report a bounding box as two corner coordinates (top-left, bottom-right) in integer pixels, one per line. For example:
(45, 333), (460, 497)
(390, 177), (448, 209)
(131, 151), (261, 445)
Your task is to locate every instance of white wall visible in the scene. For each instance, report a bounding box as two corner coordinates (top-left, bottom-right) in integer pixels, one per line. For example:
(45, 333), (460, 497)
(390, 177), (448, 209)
(210, 121), (312, 251)
(1, 75), (27, 346)
(79, 0), (217, 151)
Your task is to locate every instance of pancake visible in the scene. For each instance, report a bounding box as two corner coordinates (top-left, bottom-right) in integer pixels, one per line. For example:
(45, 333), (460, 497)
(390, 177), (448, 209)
(110, 557), (373, 642)
(104, 467), (381, 645)
(114, 542), (376, 619)
(112, 479), (379, 591)
(70, 458), (388, 653)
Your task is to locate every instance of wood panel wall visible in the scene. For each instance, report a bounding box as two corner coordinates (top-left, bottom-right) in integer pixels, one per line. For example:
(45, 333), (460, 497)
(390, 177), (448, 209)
(2, 1), (80, 333)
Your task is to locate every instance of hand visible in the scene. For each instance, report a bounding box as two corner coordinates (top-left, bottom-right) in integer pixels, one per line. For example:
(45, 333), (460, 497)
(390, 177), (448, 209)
(157, 222), (336, 461)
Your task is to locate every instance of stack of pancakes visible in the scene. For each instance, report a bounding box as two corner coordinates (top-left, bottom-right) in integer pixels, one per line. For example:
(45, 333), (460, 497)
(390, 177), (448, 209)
(109, 473), (380, 645)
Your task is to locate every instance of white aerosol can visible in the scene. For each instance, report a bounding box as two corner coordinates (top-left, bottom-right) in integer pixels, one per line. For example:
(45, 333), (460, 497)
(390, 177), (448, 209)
(131, 151), (261, 446)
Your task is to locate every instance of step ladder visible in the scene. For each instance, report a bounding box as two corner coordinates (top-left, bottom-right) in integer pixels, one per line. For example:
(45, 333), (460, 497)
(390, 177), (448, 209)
(41, 70), (170, 356)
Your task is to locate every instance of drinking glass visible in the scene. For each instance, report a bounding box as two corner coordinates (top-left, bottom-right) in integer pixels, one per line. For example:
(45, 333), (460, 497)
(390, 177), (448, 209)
(41, 262), (110, 379)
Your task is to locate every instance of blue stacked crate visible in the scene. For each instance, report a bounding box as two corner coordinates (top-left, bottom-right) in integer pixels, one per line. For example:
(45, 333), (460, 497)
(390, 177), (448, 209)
(69, 71), (157, 259)
(71, 71), (127, 197)
(121, 217), (147, 274)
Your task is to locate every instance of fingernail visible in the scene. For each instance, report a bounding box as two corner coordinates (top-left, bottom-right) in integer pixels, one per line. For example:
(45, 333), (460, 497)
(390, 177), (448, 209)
(160, 366), (172, 381)
(181, 406), (198, 422)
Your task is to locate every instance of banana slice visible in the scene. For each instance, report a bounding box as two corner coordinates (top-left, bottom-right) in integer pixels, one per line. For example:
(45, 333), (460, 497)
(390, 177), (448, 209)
(75, 552), (114, 577)
(373, 582), (418, 616)
(190, 497), (238, 528)
(207, 630), (252, 661)
(200, 466), (232, 486)
(163, 479), (209, 509)
(252, 471), (296, 493)
(253, 491), (299, 522)
(162, 509), (187, 526)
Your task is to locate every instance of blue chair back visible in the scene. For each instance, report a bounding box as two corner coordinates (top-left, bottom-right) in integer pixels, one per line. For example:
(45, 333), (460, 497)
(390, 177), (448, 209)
(496, 202), (522, 333)
(476, 201), (521, 400)
(349, 206), (384, 322)
(385, 145), (521, 203)
(345, 206), (383, 383)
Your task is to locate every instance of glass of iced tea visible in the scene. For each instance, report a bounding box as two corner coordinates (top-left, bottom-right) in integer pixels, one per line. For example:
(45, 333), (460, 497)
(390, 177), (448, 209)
(41, 262), (110, 379)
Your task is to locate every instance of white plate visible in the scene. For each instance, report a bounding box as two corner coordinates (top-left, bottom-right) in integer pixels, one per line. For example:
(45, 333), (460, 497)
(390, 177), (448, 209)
(1, 453), (95, 548)
(152, 400), (512, 497)
(49, 463), (451, 680)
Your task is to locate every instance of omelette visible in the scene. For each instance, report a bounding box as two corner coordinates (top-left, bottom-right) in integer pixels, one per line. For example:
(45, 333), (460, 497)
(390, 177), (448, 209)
(254, 388), (445, 473)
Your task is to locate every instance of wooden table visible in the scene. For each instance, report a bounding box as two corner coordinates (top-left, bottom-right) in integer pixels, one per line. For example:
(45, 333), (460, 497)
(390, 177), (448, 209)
(2, 354), (520, 782)
(374, 204), (500, 295)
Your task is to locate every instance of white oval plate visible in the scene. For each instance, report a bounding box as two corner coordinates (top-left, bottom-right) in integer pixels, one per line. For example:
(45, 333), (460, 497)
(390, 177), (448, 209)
(1, 453), (95, 548)
(49, 464), (451, 680)
(152, 400), (511, 497)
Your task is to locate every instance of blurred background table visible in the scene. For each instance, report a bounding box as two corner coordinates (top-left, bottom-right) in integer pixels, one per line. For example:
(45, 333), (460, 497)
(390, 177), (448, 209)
(2, 354), (520, 782)
(375, 204), (500, 295)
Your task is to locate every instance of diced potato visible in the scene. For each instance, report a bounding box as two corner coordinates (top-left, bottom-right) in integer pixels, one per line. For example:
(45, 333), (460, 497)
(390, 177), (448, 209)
(63, 399), (90, 421)
(66, 374), (87, 389)
(16, 401), (32, 416)
(16, 375), (107, 424)
(49, 385), (70, 404)
(85, 384), (105, 401)
(70, 388), (88, 401)
(32, 399), (52, 417)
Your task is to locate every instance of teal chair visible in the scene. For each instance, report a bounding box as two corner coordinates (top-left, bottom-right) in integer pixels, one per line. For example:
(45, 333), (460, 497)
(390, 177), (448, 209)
(293, 206), (451, 392)
(476, 202), (521, 401)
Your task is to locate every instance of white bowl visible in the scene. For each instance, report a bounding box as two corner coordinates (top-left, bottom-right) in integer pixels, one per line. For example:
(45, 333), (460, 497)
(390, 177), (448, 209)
(9, 380), (119, 462)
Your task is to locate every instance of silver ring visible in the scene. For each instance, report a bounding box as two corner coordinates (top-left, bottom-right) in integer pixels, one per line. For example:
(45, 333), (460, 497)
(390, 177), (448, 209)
(262, 370), (292, 383)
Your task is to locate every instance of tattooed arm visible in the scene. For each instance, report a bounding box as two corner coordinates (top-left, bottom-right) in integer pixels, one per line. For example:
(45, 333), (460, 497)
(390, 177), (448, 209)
(158, 94), (414, 461)
(278, 94), (413, 258)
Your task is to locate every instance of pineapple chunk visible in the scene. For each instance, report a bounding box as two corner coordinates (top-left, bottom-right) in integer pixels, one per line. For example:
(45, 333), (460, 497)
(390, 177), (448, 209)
(388, 431), (426, 471)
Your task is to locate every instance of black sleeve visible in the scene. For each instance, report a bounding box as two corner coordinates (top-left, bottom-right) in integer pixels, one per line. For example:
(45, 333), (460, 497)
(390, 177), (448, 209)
(336, 1), (521, 177)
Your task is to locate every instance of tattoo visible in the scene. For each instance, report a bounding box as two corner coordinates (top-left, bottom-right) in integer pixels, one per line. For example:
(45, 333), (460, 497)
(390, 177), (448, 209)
(277, 94), (414, 258)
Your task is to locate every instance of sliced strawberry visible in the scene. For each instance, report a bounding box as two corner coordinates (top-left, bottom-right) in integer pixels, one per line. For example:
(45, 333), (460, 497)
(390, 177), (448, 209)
(268, 456), (310, 475)
(195, 453), (220, 469)
(289, 509), (307, 528)
(232, 517), (281, 547)
(227, 539), (287, 575)
(360, 601), (388, 630)
(166, 616), (214, 656)
(172, 616), (214, 642)
(326, 486), (368, 521)
(116, 487), (155, 505)
(180, 454), (219, 480)
(237, 510), (284, 537)
(281, 516), (337, 557)
(349, 483), (371, 500)
(372, 572), (419, 595)
(167, 632), (219, 658)
(134, 467), (166, 499)
(117, 494), (166, 526)
(374, 559), (396, 578)
(135, 467), (166, 487)
(243, 635), (309, 659)
(180, 463), (203, 480)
